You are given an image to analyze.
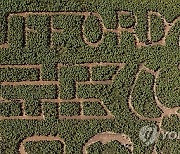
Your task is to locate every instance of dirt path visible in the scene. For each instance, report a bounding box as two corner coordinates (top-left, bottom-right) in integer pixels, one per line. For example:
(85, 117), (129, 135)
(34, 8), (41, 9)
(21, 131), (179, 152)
(0, 43), (9, 48)
(41, 98), (114, 120)
(0, 98), (43, 120)
(1, 62), (179, 154)
(0, 64), (41, 69)
(153, 69), (180, 132)
(0, 99), (43, 120)
(128, 63), (180, 151)
(1, 81), (59, 86)
(127, 64), (180, 154)
(0, 11), (179, 154)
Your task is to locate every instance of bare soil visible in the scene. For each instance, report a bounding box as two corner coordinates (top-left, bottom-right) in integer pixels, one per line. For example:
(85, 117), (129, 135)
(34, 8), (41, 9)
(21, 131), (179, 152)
(83, 132), (133, 154)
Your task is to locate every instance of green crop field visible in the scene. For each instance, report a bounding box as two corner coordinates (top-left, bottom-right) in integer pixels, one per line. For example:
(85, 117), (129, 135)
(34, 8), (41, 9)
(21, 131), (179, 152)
(0, 0), (179, 153)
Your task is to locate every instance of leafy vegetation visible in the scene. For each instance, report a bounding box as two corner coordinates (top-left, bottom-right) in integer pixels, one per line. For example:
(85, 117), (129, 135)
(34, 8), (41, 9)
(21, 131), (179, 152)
(0, 100), (22, 117)
(25, 140), (64, 154)
(52, 14), (85, 48)
(135, 11), (148, 43)
(84, 14), (103, 43)
(91, 65), (118, 81)
(58, 66), (89, 99)
(8, 16), (25, 49)
(26, 15), (50, 49)
(1, 85), (58, 100)
(119, 13), (135, 28)
(1, 85), (58, 116)
(83, 102), (107, 116)
(77, 84), (111, 99)
(59, 102), (81, 116)
(41, 63), (58, 81)
(131, 70), (163, 118)
(43, 102), (59, 119)
(150, 14), (164, 42)
(87, 140), (131, 154)
(156, 65), (180, 108)
(0, 68), (40, 82)
(25, 100), (41, 116)
(156, 115), (180, 154)
(0, 0), (179, 153)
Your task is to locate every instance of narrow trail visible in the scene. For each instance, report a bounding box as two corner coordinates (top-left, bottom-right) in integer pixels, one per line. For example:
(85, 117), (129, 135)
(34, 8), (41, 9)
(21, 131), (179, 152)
(128, 63), (180, 154)
(0, 64), (41, 69)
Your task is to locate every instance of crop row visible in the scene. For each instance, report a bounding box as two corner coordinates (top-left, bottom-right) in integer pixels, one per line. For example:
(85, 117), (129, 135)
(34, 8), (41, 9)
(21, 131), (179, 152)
(0, 68), (40, 82)
(1, 85), (57, 116)
(87, 140), (131, 154)
(0, 100), (22, 117)
(131, 70), (163, 118)
(25, 140), (64, 154)
(150, 14), (164, 42)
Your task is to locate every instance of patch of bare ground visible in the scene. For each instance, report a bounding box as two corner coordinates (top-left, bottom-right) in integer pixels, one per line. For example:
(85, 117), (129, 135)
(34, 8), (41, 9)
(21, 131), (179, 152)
(0, 43), (9, 48)
(83, 132), (133, 154)
(152, 146), (158, 154)
(0, 64), (41, 69)
(19, 135), (65, 154)
(0, 115), (43, 120)
(1, 81), (59, 86)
